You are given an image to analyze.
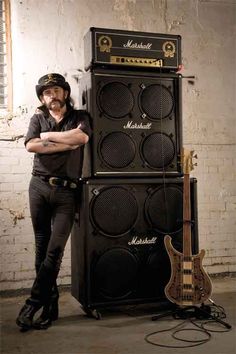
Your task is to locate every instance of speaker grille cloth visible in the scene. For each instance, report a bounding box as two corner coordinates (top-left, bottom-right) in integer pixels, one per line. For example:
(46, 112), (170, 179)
(144, 248), (171, 295)
(145, 185), (183, 233)
(100, 132), (136, 168)
(140, 84), (174, 120)
(141, 132), (175, 168)
(98, 82), (134, 118)
(93, 248), (139, 299)
(91, 186), (138, 236)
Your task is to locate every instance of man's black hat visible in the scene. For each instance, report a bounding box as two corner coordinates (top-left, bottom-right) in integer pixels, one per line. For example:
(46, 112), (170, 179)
(36, 73), (71, 99)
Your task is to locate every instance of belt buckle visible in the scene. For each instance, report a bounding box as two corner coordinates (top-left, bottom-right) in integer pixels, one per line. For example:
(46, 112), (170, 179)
(49, 177), (60, 186)
(49, 177), (77, 189)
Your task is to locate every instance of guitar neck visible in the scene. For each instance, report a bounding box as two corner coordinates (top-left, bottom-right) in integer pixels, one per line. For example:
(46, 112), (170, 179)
(183, 173), (192, 258)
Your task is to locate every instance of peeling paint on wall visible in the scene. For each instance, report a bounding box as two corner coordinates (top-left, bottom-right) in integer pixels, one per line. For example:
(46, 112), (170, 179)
(9, 210), (25, 226)
(0, 109), (29, 141)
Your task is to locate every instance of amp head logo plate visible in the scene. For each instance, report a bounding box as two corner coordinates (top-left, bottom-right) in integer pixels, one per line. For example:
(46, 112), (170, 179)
(98, 35), (112, 53)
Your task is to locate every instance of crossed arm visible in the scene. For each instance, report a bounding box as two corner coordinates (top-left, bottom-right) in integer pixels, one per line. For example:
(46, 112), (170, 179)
(26, 125), (89, 154)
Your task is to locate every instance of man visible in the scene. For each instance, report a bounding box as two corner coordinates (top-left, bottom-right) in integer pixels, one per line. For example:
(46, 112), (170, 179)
(16, 73), (91, 331)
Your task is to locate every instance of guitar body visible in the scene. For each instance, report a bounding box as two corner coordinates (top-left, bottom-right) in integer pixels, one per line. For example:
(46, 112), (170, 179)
(164, 235), (212, 306)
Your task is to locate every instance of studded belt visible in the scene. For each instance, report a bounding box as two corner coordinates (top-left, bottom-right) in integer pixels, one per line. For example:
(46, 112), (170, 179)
(33, 174), (78, 189)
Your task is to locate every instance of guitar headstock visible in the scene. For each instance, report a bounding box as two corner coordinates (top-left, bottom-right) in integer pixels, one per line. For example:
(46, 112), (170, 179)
(181, 148), (198, 174)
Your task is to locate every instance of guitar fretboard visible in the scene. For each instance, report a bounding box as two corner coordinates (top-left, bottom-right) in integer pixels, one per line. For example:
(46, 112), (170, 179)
(183, 173), (192, 257)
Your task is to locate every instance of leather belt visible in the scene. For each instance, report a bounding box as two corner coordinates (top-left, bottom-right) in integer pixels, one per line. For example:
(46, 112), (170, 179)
(33, 174), (78, 189)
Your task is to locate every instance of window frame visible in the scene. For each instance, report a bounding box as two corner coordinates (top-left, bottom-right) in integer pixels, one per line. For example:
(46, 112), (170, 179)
(0, 0), (12, 112)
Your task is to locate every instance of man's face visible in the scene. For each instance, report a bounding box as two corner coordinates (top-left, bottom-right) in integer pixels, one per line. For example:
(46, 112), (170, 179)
(40, 86), (68, 110)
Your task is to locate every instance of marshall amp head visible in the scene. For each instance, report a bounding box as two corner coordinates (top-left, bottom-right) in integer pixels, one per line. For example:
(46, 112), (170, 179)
(84, 27), (181, 72)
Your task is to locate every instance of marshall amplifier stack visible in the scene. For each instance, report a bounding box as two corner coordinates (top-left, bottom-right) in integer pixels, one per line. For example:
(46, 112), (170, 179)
(71, 27), (199, 317)
(84, 27), (182, 72)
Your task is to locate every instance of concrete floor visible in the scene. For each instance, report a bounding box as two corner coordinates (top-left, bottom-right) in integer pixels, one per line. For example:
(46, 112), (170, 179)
(1, 277), (235, 354)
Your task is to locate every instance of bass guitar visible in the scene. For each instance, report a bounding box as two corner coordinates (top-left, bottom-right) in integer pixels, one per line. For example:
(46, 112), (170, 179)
(164, 149), (212, 306)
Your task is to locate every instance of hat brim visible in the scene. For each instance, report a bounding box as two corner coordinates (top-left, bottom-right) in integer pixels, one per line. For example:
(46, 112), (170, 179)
(36, 82), (71, 99)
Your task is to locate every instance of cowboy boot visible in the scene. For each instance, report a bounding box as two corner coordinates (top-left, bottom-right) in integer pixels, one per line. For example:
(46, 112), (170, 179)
(18, 263), (57, 330)
(16, 298), (42, 330)
(33, 284), (59, 329)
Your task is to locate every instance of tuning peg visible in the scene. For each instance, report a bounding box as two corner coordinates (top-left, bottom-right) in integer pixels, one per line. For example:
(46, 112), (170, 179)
(193, 154), (198, 159)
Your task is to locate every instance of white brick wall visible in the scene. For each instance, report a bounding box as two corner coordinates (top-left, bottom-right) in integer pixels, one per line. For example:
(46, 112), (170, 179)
(188, 144), (236, 275)
(0, 0), (235, 291)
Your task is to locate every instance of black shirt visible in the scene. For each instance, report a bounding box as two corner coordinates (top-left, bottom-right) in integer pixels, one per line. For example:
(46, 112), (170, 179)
(25, 106), (92, 179)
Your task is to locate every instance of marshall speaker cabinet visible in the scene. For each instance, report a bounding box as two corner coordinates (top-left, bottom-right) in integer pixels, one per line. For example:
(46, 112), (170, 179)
(84, 27), (182, 72)
(81, 68), (183, 177)
(71, 178), (198, 313)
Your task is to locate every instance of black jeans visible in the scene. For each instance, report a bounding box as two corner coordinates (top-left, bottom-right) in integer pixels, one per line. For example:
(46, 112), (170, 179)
(28, 175), (77, 305)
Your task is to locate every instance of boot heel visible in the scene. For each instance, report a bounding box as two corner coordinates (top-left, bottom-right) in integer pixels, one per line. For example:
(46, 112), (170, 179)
(33, 298), (59, 329)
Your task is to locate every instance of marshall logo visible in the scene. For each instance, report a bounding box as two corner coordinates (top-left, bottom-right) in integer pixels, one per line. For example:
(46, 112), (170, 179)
(123, 39), (152, 50)
(123, 121), (152, 129)
(128, 236), (157, 246)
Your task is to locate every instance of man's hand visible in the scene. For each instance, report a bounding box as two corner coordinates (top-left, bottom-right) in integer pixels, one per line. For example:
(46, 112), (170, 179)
(40, 132), (50, 140)
(70, 144), (80, 150)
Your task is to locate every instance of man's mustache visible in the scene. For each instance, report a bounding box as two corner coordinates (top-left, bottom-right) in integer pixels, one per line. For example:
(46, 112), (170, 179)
(48, 99), (65, 108)
(50, 99), (62, 104)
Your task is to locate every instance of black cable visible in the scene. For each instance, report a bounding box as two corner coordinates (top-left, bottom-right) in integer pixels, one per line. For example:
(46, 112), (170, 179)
(145, 319), (211, 348)
(172, 327), (211, 344)
(159, 68), (172, 240)
(145, 301), (232, 348)
(194, 319), (231, 333)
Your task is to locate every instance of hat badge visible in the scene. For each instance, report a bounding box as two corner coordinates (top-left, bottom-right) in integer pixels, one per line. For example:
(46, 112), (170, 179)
(44, 74), (56, 85)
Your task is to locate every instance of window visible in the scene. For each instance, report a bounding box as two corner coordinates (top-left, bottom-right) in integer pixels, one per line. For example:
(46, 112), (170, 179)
(0, 0), (12, 111)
